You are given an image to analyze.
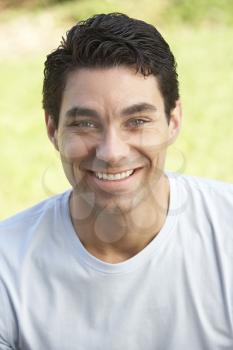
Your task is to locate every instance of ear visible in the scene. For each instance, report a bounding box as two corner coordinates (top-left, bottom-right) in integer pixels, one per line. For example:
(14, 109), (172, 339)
(168, 100), (182, 145)
(45, 112), (59, 151)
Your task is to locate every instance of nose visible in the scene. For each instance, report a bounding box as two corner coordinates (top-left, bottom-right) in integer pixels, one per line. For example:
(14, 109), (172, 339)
(96, 127), (129, 164)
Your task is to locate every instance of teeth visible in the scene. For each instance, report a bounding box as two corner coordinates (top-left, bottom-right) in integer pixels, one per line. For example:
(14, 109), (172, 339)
(95, 170), (134, 181)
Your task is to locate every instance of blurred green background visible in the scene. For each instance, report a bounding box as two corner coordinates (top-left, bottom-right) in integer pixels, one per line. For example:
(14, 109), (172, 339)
(0, 0), (233, 219)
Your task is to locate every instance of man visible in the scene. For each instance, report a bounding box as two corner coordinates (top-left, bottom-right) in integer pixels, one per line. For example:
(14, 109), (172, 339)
(0, 12), (233, 350)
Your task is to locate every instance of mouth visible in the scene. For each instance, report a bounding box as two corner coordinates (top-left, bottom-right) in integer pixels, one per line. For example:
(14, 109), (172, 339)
(92, 169), (136, 181)
(86, 167), (143, 191)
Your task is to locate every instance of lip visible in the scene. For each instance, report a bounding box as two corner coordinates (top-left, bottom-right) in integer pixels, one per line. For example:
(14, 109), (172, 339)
(86, 167), (143, 193)
(89, 167), (141, 174)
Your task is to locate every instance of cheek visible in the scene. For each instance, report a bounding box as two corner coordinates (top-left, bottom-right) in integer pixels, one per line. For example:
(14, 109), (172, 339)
(58, 135), (91, 162)
(136, 128), (170, 156)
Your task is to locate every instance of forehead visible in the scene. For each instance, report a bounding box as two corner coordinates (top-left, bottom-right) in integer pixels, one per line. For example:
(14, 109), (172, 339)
(60, 66), (164, 114)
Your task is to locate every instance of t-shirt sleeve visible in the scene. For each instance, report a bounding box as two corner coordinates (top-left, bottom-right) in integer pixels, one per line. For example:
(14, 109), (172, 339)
(0, 281), (16, 349)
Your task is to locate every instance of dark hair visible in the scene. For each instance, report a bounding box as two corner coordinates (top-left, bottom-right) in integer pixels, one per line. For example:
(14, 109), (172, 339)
(43, 13), (179, 127)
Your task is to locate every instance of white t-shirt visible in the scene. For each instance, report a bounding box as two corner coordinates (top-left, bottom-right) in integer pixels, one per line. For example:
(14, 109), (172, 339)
(0, 174), (233, 350)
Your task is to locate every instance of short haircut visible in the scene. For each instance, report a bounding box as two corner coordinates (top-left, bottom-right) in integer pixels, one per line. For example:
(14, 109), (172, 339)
(43, 12), (179, 127)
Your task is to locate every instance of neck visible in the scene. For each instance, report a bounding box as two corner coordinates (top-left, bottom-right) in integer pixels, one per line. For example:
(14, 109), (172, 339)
(69, 174), (170, 263)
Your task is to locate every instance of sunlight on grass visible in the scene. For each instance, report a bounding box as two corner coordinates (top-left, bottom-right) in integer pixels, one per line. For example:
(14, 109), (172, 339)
(166, 26), (233, 180)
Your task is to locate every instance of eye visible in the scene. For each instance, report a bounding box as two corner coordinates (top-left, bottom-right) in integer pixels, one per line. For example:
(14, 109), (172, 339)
(127, 118), (149, 128)
(70, 120), (97, 128)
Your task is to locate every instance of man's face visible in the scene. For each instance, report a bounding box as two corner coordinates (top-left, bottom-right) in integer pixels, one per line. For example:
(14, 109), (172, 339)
(46, 66), (181, 213)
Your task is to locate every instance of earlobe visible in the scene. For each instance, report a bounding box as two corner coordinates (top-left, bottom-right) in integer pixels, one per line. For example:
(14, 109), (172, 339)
(45, 112), (59, 151)
(168, 100), (182, 145)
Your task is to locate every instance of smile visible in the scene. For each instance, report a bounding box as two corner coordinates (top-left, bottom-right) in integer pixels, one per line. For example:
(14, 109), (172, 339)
(94, 170), (134, 181)
(86, 167), (143, 193)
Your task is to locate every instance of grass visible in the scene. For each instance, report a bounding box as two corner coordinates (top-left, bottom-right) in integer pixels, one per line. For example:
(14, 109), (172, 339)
(2, 0), (233, 26)
(0, 1), (233, 219)
(166, 26), (233, 179)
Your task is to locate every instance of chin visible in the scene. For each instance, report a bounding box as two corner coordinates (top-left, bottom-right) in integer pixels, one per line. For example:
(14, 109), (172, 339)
(94, 191), (147, 215)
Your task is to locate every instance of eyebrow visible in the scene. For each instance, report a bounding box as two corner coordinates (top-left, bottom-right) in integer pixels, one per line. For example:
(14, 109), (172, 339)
(65, 102), (157, 119)
(65, 107), (100, 119)
(121, 103), (157, 116)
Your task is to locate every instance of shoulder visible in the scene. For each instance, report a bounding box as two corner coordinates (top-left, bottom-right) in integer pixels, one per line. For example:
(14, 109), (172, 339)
(0, 191), (70, 231)
(170, 173), (233, 202)
(169, 173), (233, 236)
(0, 191), (71, 266)
(168, 172), (233, 227)
(182, 174), (232, 191)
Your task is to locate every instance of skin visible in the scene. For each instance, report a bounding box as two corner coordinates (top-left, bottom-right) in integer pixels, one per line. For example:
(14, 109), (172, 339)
(46, 66), (182, 263)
